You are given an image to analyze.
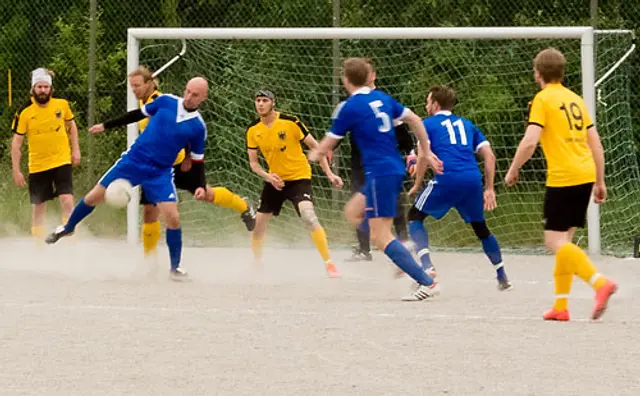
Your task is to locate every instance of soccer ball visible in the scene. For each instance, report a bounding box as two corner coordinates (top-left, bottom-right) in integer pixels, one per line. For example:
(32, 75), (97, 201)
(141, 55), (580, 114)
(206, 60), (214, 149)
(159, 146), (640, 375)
(105, 179), (133, 208)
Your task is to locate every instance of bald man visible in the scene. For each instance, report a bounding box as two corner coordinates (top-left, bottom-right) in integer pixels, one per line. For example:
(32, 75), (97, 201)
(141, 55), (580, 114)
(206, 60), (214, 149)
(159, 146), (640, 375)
(46, 77), (211, 280)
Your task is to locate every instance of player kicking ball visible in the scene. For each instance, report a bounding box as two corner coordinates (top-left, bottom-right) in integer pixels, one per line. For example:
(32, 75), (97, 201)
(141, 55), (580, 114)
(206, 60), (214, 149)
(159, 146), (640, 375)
(46, 77), (210, 281)
(505, 48), (617, 321)
(405, 85), (511, 291)
(127, 66), (256, 258)
(310, 57), (443, 301)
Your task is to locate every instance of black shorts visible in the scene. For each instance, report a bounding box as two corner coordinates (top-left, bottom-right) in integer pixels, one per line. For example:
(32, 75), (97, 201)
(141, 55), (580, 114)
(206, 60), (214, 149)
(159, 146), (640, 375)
(543, 182), (594, 231)
(28, 164), (73, 204)
(258, 179), (313, 216)
(140, 164), (201, 205)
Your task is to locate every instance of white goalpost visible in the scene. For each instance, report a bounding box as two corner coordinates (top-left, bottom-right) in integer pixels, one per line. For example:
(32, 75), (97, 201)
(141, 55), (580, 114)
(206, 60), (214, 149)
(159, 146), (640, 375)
(125, 26), (636, 256)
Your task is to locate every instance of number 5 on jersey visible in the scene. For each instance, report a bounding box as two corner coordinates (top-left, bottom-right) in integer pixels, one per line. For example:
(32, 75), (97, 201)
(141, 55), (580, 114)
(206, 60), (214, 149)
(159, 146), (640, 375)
(368, 100), (391, 133)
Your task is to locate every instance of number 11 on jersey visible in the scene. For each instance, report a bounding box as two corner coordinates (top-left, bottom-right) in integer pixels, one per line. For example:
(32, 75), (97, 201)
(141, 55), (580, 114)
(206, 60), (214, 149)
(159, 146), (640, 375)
(441, 118), (467, 145)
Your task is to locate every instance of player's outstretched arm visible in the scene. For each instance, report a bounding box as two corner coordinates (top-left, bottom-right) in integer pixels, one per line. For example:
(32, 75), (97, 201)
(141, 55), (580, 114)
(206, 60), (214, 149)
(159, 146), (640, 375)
(88, 109), (147, 134)
(505, 124), (542, 187)
(308, 135), (339, 164)
(586, 126), (607, 203)
(477, 144), (497, 210)
(303, 134), (343, 189)
(400, 110), (443, 196)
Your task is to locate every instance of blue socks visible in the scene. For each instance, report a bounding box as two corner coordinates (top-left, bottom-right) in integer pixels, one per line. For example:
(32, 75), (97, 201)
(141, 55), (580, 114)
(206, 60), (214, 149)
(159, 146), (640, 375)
(409, 220), (433, 270)
(64, 198), (95, 232)
(166, 228), (182, 270)
(384, 239), (433, 286)
(482, 234), (506, 280)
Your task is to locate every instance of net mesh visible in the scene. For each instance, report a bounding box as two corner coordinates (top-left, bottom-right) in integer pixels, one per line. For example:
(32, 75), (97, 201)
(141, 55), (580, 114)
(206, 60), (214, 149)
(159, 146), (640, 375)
(135, 32), (640, 255)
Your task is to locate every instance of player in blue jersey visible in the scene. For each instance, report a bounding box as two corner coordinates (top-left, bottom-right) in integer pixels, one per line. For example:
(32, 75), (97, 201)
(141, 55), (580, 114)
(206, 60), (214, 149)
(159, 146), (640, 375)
(45, 77), (209, 281)
(309, 57), (443, 301)
(407, 85), (512, 291)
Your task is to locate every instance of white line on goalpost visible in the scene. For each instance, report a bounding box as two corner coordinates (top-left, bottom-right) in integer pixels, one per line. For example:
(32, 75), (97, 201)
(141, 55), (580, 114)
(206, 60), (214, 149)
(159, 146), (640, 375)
(126, 26), (603, 254)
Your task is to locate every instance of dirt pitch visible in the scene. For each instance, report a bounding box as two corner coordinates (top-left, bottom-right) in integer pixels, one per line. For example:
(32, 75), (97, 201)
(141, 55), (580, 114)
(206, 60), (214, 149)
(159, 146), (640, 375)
(0, 237), (638, 395)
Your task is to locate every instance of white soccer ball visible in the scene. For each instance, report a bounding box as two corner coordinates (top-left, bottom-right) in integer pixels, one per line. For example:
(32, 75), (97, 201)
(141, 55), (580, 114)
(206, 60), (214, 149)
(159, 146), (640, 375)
(105, 179), (133, 208)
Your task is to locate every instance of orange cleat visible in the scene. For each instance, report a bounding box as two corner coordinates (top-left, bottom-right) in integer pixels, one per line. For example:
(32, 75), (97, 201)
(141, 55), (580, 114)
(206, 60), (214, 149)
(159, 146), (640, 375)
(592, 279), (618, 320)
(543, 308), (570, 321)
(325, 262), (341, 279)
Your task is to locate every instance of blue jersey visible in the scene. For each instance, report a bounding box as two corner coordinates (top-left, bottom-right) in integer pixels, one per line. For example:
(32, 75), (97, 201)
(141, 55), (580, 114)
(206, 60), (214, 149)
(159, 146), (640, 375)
(127, 94), (207, 168)
(424, 111), (488, 184)
(329, 87), (407, 177)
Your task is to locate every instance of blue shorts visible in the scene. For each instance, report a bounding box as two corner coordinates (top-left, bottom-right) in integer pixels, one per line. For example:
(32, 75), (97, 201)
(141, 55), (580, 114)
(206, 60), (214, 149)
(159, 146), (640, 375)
(363, 174), (405, 219)
(414, 179), (484, 223)
(99, 156), (177, 204)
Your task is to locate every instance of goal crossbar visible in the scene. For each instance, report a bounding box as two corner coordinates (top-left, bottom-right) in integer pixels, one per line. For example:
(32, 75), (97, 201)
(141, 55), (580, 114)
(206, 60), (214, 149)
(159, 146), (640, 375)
(125, 26), (600, 255)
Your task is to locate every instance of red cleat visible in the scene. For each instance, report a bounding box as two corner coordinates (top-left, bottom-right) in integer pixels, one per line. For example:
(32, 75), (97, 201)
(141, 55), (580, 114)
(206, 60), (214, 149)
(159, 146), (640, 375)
(592, 279), (618, 320)
(543, 308), (570, 321)
(325, 262), (341, 279)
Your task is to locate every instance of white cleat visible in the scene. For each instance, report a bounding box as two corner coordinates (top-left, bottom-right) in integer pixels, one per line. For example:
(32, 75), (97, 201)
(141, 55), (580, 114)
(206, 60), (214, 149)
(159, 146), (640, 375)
(169, 267), (189, 282)
(401, 282), (440, 301)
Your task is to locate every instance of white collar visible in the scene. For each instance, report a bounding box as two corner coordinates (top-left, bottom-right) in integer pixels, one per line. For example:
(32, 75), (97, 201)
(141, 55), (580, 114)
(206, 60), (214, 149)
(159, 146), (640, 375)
(176, 98), (200, 123)
(435, 110), (452, 116)
(352, 87), (372, 96)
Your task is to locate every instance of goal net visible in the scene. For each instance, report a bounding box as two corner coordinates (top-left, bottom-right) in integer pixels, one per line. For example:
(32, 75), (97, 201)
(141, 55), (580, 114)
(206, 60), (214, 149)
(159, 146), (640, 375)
(128, 28), (640, 256)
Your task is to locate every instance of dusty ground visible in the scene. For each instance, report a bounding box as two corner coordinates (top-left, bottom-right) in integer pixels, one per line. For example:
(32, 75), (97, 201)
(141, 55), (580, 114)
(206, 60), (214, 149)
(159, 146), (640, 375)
(0, 237), (638, 395)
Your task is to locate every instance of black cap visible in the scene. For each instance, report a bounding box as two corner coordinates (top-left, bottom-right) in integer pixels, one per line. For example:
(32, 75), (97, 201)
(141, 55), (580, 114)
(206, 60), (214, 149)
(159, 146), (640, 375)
(255, 89), (275, 100)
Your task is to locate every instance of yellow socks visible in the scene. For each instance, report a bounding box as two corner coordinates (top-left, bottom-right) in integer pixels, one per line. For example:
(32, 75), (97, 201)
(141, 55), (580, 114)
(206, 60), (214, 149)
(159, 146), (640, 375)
(310, 227), (332, 264)
(142, 221), (161, 255)
(553, 244), (575, 311)
(561, 242), (607, 290)
(553, 242), (609, 311)
(31, 226), (44, 239)
(212, 187), (248, 214)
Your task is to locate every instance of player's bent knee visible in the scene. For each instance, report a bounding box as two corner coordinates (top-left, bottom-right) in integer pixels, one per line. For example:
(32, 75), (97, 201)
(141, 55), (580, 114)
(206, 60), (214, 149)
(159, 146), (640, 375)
(471, 221), (491, 240)
(407, 206), (427, 223)
(300, 207), (320, 229)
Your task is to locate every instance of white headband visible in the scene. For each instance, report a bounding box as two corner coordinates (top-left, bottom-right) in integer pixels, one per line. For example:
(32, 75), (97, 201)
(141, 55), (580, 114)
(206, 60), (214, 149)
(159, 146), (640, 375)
(31, 68), (52, 88)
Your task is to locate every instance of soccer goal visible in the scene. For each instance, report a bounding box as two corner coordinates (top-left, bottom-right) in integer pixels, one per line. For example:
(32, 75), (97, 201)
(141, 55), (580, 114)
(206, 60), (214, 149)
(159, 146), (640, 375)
(125, 27), (640, 256)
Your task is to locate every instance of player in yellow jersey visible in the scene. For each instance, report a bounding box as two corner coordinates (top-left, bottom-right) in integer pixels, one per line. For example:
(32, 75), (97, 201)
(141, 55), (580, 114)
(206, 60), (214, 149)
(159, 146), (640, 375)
(246, 89), (343, 278)
(11, 68), (80, 240)
(127, 66), (256, 256)
(505, 48), (617, 321)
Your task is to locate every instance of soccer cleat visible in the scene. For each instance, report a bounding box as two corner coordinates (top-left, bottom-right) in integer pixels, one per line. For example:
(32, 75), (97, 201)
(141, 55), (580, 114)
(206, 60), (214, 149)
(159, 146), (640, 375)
(592, 279), (618, 320)
(169, 267), (189, 281)
(45, 225), (74, 245)
(497, 277), (513, 291)
(346, 248), (373, 262)
(401, 282), (440, 301)
(241, 198), (257, 232)
(543, 308), (570, 321)
(325, 262), (341, 278)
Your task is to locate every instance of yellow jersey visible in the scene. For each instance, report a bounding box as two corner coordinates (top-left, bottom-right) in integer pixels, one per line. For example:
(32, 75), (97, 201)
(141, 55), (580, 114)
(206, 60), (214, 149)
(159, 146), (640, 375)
(246, 112), (311, 181)
(139, 90), (185, 166)
(528, 83), (596, 187)
(12, 97), (74, 174)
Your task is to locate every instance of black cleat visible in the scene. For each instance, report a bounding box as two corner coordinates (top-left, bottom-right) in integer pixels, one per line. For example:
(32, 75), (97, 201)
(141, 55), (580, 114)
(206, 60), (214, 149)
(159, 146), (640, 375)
(497, 277), (513, 291)
(45, 225), (73, 245)
(241, 198), (257, 232)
